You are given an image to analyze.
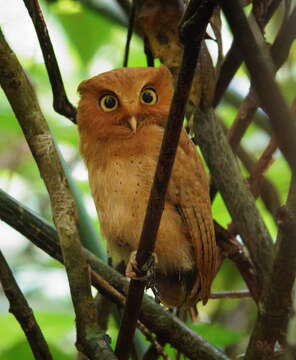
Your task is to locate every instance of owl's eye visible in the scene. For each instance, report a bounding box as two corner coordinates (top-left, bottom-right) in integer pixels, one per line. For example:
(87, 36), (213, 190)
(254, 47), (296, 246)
(99, 95), (118, 112)
(140, 88), (157, 105)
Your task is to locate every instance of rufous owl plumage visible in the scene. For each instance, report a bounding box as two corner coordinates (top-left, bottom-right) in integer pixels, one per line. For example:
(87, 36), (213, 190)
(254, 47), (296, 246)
(77, 66), (217, 307)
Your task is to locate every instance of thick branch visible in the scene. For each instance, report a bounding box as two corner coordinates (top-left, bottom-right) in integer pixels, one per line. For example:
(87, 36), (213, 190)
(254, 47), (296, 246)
(220, 0), (296, 175)
(23, 0), (76, 122)
(0, 189), (229, 360)
(0, 250), (53, 360)
(0, 29), (115, 360)
(115, 2), (218, 359)
(194, 108), (273, 293)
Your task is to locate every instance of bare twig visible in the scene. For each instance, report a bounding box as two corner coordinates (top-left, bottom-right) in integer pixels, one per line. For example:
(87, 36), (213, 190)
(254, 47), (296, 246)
(220, 0), (296, 175)
(77, 0), (128, 27)
(246, 103), (296, 359)
(0, 189), (229, 360)
(115, 2), (218, 358)
(0, 29), (115, 360)
(227, 6), (296, 152)
(209, 290), (250, 299)
(214, 221), (260, 302)
(0, 250), (53, 360)
(213, 0), (282, 107)
(123, 0), (136, 67)
(248, 136), (278, 199)
(194, 107), (273, 295)
(23, 0), (77, 122)
(247, 177), (296, 359)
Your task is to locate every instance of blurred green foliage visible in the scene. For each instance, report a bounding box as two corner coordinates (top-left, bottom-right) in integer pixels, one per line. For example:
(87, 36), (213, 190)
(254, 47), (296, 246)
(0, 0), (294, 359)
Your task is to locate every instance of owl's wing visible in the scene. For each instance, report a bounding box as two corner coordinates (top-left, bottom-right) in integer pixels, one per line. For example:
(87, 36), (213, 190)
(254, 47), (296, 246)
(168, 129), (216, 305)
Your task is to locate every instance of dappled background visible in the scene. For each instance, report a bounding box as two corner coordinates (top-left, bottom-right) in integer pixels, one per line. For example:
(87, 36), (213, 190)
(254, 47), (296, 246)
(0, 0), (295, 359)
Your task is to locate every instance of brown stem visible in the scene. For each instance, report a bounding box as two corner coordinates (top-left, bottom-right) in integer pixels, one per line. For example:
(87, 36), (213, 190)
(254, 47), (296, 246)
(209, 290), (250, 299)
(0, 250), (53, 360)
(248, 136), (278, 199)
(220, 0), (296, 175)
(122, 0), (136, 67)
(213, 0), (282, 107)
(22, 0), (77, 122)
(0, 28), (115, 360)
(246, 177), (296, 359)
(114, 2), (218, 359)
(194, 108), (273, 294)
(0, 189), (229, 360)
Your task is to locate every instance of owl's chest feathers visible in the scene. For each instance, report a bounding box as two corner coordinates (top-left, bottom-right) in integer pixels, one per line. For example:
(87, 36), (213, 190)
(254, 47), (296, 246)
(87, 129), (161, 251)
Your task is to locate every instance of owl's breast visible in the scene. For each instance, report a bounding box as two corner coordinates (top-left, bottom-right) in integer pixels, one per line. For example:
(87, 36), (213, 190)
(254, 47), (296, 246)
(88, 154), (156, 259)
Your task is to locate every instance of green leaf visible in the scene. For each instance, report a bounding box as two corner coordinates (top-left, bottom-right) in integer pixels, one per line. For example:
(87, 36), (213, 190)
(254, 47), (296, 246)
(188, 322), (245, 348)
(52, 3), (113, 66)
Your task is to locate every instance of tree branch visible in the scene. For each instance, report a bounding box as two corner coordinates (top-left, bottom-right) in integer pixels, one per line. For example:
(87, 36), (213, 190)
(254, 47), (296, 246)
(0, 189), (229, 360)
(213, 0), (282, 107)
(23, 0), (77, 122)
(194, 108), (273, 294)
(0, 28), (115, 360)
(220, 0), (296, 175)
(0, 250), (53, 360)
(246, 176), (296, 359)
(115, 1), (218, 358)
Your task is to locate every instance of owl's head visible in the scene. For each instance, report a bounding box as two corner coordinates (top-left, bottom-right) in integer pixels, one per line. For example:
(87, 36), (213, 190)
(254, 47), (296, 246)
(77, 66), (173, 141)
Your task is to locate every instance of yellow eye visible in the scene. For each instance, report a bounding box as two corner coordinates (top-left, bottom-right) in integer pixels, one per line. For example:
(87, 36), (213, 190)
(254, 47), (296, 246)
(99, 95), (118, 112)
(140, 88), (157, 105)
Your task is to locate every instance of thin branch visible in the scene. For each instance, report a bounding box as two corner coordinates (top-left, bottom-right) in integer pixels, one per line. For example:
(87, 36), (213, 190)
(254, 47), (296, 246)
(115, 2), (218, 358)
(246, 103), (296, 359)
(248, 136), (278, 199)
(213, 0), (282, 107)
(247, 177), (296, 359)
(209, 290), (250, 299)
(77, 0), (128, 27)
(220, 0), (296, 175)
(194, 107), (273, 294)
(227, 7), (296, 152)
(23, 0), (77, 122)
(0, 250), (53, 360)
(0, 28), (115, 360)
(123, 0), (136, 67)
(214, 221), (260, 302)
(0, 189), (229, 360)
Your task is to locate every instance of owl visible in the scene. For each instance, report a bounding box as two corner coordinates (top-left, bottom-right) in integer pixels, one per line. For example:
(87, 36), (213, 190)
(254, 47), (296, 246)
(77, 65), (217, 307)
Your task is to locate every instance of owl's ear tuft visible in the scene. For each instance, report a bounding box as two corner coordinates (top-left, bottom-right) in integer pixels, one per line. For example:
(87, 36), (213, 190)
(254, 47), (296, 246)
(77, 80), (89, 95)
(157, 65), (173, 80)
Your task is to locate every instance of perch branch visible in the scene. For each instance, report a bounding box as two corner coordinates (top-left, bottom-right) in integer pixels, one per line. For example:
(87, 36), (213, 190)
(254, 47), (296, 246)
(0, 28), (115, 360)
(115, 1), (218, 358)
(0, 250), (53, 360)
(23, 0), (77, 122)
(0, 189), (229, 360)
(220, 0), (296, 175)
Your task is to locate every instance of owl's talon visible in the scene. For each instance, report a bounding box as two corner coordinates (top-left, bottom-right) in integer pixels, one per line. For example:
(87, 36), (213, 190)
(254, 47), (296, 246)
(125, 251), (158, 282)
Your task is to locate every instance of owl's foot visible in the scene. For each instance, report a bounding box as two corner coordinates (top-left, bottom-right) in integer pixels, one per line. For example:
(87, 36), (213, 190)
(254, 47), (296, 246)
(125, 251), (158, 281)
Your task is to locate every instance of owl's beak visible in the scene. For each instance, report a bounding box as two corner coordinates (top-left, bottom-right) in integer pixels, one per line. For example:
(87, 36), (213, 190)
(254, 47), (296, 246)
(127, 116), (137, 133)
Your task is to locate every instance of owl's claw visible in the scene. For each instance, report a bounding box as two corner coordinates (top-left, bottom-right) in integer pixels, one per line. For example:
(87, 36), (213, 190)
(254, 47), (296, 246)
(125, 251), (158, 281)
